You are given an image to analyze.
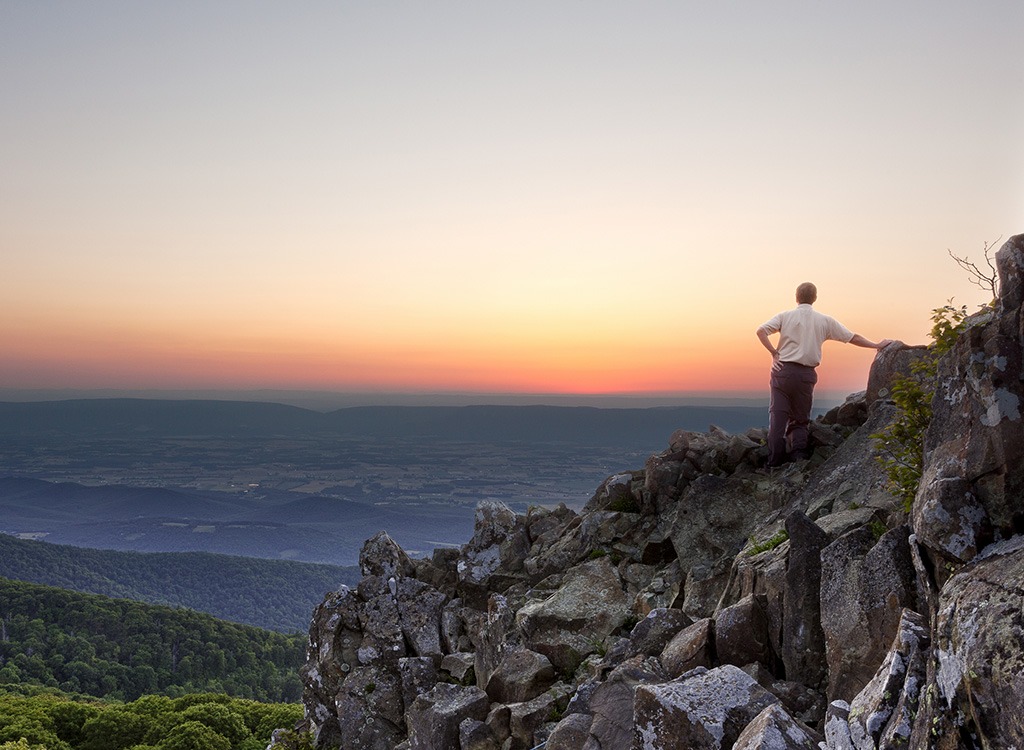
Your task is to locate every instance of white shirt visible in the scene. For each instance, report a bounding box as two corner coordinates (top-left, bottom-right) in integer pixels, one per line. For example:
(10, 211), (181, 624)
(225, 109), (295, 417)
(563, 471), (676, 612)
(758, 304), (854, 367)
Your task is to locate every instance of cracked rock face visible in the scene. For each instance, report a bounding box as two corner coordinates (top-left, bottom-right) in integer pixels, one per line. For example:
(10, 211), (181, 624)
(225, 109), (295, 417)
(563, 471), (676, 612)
(916, 537), (1024, 748)
(915, 234), (1024, 572)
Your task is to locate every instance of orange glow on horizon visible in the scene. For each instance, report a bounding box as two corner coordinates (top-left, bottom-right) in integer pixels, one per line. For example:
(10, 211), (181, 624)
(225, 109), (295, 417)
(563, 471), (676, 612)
(1, 312), (883, 399)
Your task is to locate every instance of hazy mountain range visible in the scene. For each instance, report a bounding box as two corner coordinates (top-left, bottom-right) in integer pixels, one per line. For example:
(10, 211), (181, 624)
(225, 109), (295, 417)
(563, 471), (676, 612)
(0, 398), (775, 567)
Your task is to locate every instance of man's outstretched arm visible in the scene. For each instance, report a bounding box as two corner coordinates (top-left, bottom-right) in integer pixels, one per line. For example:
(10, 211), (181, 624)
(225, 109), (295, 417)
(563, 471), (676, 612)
(849, 334), (895, 350)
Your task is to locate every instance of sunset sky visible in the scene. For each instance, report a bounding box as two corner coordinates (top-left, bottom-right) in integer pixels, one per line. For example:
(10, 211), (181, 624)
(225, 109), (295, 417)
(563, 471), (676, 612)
(2, 2), (1022, 402)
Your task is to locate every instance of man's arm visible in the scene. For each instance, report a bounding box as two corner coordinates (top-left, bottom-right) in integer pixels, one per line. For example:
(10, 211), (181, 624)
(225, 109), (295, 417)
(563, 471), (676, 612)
(756, 327), (781, 369)
(848, 334), (895, 350)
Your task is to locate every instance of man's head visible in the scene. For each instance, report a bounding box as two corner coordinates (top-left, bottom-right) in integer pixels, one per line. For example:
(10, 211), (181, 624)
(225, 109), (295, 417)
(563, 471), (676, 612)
(796, 282), (817, 305)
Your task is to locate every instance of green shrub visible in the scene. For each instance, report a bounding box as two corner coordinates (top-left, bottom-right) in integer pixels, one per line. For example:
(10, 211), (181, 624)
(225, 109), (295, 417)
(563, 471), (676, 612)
(872, 303), (970, 511)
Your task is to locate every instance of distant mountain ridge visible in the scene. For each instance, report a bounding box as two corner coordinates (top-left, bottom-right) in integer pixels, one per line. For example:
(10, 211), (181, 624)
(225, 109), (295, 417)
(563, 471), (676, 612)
(0, 399), (769, 445)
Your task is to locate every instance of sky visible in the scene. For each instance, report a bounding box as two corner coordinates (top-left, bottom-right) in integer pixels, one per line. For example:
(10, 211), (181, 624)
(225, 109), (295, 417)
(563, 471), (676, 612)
(2, 1), (1022, 402)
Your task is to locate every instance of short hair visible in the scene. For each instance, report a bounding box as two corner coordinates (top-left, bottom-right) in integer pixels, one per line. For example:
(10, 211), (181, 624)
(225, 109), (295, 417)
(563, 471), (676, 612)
(796, 282), (817, 304)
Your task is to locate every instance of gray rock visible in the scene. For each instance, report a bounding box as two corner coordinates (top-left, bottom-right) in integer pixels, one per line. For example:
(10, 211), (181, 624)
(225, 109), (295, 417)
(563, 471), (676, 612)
(767, 680), (825, 728)
(471, 594), (521, 691)
(440, 598), (465, 654)
(485, 649), (556, 704)
(782, 511), (828, 688)
(300, 586), (363, 747)
(633, 665), (779, 749)
(458, 500), (531, 604)
(334, 665), (405, 750)
(916, 235), (1024, 573)
(714, 594), (773, 670)
(396, 577), (447, 659)
(459, 718), (500, 750)
(545, 712), (593, 750)
(913, 537), (1024, 748)
(732, 703), (822, 749)
(587, 658), (664, 750)
(798, 404), (902, 519)
(399, 657), (439, 714)
(823, 700), (854, 750)
(865, 343), (930, 405)
(717, 529), (788, 664)
(357, 579), (407, 665)
(516, 557), (631, 673)
(507, 683), (572, 750)
(846, 608), (929, 749)
(484, 703), (511, 747)
(625, 607), (692, 658)
(440, 652), (476, 685)
(585, 471), (641, 513)
(669, 474), (794, 619)
(360, 530), (415, 580)
(820, 526), (917, 703)
(660, 617), (714, 679)
(406, 683), (490, 750)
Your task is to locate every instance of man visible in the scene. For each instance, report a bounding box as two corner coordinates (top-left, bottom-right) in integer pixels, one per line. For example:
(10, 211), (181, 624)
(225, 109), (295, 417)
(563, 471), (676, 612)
(756, 282), (892, 467)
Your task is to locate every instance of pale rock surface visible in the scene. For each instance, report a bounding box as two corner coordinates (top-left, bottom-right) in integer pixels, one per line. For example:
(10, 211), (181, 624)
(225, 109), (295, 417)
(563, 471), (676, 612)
(732, 703), (822, 749)
(633, 665), (778, 750)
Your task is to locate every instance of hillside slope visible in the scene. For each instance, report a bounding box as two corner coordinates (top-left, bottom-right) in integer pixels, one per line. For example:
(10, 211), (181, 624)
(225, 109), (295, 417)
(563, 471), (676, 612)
(0, 577), (305, 703)
(0, 534), (357, 632)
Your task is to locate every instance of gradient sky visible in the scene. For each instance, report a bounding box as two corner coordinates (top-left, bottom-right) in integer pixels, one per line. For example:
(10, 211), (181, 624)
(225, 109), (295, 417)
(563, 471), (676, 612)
(2, 2), (1022, 400)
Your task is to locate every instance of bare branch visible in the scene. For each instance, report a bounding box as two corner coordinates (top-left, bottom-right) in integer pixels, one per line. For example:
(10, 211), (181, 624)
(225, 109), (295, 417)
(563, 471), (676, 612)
(947, 237), (1001, 300)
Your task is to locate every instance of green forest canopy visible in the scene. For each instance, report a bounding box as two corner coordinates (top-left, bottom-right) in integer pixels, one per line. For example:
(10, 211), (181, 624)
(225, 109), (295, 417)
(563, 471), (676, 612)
(0, 688), (304, 750)
(0, 578), (304, 703)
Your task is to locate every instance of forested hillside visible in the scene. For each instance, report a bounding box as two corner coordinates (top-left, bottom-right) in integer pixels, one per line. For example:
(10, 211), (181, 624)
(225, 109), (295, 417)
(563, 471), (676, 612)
(0, 688), (303, 750)
(0, 578), (304, 702)
(0, 535), (356, 632)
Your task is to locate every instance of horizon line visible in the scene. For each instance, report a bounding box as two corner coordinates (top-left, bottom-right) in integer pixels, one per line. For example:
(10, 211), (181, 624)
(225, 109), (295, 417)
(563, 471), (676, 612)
(0, 386), (857, 410)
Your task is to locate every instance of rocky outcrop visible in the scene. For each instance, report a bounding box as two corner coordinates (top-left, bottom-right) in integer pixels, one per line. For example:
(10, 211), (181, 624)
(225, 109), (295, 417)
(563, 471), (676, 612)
(293, 236), (1024, 750)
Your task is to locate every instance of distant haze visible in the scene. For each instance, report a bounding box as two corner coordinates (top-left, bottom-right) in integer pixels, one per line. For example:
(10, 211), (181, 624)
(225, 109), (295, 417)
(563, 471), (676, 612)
(0, 388), (851, 412)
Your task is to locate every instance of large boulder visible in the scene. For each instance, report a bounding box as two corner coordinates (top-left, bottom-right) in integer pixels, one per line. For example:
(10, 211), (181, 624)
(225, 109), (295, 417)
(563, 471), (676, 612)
(669, 474), (793, 618)
(910, 536), (1024, 748)
(781, 511), (828, 688)
(584, 658), (665, 750)
(865, 343), (930, 405)
(485, 649), (555, 704)
(915, 234), (1024, 574)
(395, 577), (447, 659)
(820, 526), (917, 703)
(660, 617), (714, 679)
(845, 608), (930, 749)
(515, 556), (631, 673)
(714, 594), (773, 671)
(360, 530), (415, 580)
(732, 704), (822, 749)
(405, 684), (490, 750)
(798, 403), (902, 520)
(458, 501), (532, 604)
(633, 665), (779, 749)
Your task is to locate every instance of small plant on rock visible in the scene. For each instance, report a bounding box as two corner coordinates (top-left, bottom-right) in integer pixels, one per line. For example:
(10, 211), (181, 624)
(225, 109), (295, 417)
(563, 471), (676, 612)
(872, 302), (970, 511)
(746, 529), (789, 556)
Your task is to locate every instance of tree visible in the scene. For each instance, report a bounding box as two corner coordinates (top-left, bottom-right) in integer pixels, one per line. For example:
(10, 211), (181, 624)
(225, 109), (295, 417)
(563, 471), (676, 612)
(947, 237), (1001, 300)
(156, 722), (231, 750)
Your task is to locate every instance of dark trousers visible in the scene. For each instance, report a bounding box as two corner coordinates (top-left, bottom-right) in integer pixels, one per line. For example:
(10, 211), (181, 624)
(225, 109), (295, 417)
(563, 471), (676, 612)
(767, 362), (817, 466)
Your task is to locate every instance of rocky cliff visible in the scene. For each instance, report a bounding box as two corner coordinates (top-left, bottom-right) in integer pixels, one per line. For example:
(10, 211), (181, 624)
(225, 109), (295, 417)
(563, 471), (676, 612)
(294, 234), (1024, 749)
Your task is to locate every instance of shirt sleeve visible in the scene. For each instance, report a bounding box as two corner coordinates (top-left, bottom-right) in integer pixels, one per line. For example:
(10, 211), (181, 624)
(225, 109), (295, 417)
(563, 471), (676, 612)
(826, 316), (854, 343)
(758, 313), (782, 335)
